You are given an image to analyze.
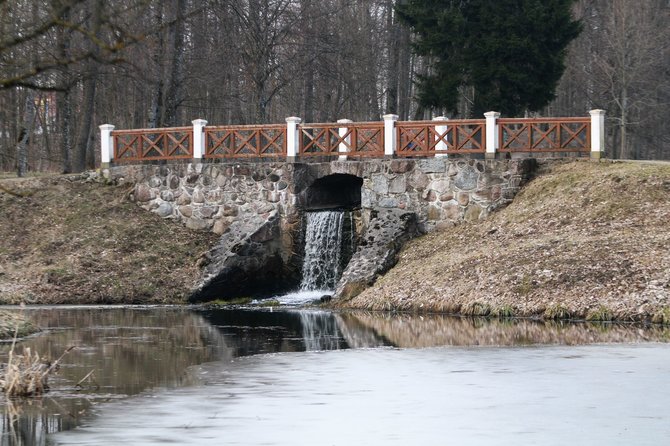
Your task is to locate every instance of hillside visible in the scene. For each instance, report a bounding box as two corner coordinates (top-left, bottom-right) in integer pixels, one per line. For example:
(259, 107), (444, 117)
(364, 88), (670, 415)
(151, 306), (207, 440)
(339, 161), (670, 323)
(0, 174), (218, 304)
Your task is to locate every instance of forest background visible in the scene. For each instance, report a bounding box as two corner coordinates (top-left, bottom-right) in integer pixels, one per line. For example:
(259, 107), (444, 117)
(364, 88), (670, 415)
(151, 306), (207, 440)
(1, 0), (668, 175)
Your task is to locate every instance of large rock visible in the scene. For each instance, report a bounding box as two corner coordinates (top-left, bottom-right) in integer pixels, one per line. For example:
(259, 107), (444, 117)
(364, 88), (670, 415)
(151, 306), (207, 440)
(134, 184), (154, 202)
(454, 166), (479, 191)
(335, 208), (419, 301)
(156, 202), (173, 218)
(189, 211), (298, 302)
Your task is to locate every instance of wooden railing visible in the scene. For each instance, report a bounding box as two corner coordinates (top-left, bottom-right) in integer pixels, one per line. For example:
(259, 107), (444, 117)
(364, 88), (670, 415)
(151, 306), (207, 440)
(498, 118), (590, 153)
(205, 124), (286, 158)
(102, 111), (603, 164)
(397, 120), (486, 156)
(348, 122), (384, 157)
(299, 123), (342, 156)
(112, 127), (193, 162)
(299, 122), (384, 157)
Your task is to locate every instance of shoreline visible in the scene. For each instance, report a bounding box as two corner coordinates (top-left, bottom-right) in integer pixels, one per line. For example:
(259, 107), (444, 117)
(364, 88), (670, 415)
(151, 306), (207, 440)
(1, 303), (668, 345)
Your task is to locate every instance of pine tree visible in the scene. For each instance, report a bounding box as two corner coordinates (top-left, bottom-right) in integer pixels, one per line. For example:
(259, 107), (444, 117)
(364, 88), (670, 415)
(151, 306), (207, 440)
(396, 0), (581, 116)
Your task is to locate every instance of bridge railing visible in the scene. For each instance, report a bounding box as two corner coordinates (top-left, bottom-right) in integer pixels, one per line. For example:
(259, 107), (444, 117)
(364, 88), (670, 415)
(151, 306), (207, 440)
(396, 119), (486, 157)
(205, 124), (286, 158)
(99, 110), (606, 166)
(298, 121), (385, 158)
(110, 126), (193, 162)
(498, 118), (591, 154)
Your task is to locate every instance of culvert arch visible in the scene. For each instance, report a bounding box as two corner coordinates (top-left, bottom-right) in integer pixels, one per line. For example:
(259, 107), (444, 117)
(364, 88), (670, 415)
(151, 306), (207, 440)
(303, 173), (364, 211)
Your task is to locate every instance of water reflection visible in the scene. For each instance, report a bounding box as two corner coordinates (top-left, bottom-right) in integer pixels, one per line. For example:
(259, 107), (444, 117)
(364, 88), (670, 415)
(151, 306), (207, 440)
(0, 306), (666, 445)
(0, 307), (229, 446)
(300, 311), (347, 351)
(336, 311), (670, 348)
(195, 308), (351, 354)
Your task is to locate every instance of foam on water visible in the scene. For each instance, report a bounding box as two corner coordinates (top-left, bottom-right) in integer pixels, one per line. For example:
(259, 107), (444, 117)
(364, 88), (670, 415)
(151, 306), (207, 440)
(270, 290), (331, 306)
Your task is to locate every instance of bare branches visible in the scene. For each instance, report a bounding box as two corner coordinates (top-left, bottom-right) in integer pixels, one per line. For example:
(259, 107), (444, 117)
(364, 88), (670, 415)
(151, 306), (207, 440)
(0, 0), (150, 91)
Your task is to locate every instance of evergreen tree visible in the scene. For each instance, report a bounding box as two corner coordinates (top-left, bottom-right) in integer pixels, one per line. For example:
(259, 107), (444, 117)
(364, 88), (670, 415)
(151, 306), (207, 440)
(396, 0), (581, 116)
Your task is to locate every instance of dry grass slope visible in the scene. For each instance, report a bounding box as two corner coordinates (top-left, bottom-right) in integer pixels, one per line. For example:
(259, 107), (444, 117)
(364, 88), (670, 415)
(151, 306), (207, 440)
(342, 161), (670, 322)
(0, 176), (219, 304)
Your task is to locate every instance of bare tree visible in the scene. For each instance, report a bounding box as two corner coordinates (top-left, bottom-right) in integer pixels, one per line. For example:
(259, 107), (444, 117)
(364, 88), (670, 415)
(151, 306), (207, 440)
(552, 0), (670, 159)
(73, 0), (103, 172)
(595, 0), (670, 159)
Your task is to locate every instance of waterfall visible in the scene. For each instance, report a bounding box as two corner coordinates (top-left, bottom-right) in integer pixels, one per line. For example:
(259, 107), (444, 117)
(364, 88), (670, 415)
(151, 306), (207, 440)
(271, 209), (355, 305)
(300, 210), (346, 292)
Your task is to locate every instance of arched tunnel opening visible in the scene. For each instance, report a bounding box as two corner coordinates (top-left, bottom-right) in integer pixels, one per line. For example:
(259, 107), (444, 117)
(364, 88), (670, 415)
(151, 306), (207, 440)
(303, 174), (364, 211)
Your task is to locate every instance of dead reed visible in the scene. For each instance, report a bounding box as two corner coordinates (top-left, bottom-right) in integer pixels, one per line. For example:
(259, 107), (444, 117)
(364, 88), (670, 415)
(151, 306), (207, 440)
(0, 323), (74, 397)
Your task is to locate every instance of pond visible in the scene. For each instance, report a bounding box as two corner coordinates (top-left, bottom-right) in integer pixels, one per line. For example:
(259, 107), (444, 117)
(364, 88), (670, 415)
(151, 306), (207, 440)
(0, 306), (668, 445)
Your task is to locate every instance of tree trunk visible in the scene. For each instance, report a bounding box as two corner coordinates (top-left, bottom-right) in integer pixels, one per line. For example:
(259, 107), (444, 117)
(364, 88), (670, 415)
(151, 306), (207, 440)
(148, 1), (166, 128)
(36, 94), (51, 170)
(57, 9), (73, 173)
(59, 89), (72, 173)
(16, 93), (36, 177)
(620, 89), (628, 159)
(163, 0), (187, 127)
(72, 0), (102, 172)
(73, 72), (98, 172)
(301, 0), (315, 122)
(386, 0), (399, 114)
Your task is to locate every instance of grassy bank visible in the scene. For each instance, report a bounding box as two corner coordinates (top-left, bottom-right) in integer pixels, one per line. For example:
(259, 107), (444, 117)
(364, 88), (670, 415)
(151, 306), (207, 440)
(338, 161), (670, 323)
(0, 174), (218, 305)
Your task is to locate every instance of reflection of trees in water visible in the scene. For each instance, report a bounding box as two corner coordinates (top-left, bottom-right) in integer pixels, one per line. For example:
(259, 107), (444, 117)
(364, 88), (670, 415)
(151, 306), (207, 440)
(1, 398), (76, 446)
(0, 308), (230, 445)
(337, 311), (670, 348)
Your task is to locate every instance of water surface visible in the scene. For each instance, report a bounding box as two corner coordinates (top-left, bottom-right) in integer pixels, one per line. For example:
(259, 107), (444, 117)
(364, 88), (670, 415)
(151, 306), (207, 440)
(54, 344), (670, 446)
(0, 306), (667, 445)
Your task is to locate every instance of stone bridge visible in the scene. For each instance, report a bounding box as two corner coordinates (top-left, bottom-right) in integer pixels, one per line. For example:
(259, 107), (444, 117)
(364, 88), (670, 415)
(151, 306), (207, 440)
(109, 157), (536, 302)
(100, 111), (606, 301)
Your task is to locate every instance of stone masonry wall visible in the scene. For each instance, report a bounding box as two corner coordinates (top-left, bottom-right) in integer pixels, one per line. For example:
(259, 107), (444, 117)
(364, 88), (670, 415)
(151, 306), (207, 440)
(111, 163), (297, 236)
(110, 159), (534, 234)
(328, 158), (535, 232)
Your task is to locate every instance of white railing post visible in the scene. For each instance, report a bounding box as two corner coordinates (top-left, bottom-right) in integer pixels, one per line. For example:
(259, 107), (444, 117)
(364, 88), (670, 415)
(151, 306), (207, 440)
(433, 116), (449, 157)
(99, 124), (115, 168)
(589, 109), (606, 160)
(484, 111), (500, 159)
(286, 116), (302, 160)
(192, 119), (207, 160)
(383, 114), (398, 157)
(337, 119), (353, 161)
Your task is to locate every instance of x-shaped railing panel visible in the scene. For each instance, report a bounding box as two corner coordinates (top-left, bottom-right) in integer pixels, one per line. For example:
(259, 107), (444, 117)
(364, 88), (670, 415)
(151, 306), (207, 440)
(396, 120), (484, 156)
(499, 119), (590, 152)
(205, 125), (286, 158)
(112, 127), (192, 161)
